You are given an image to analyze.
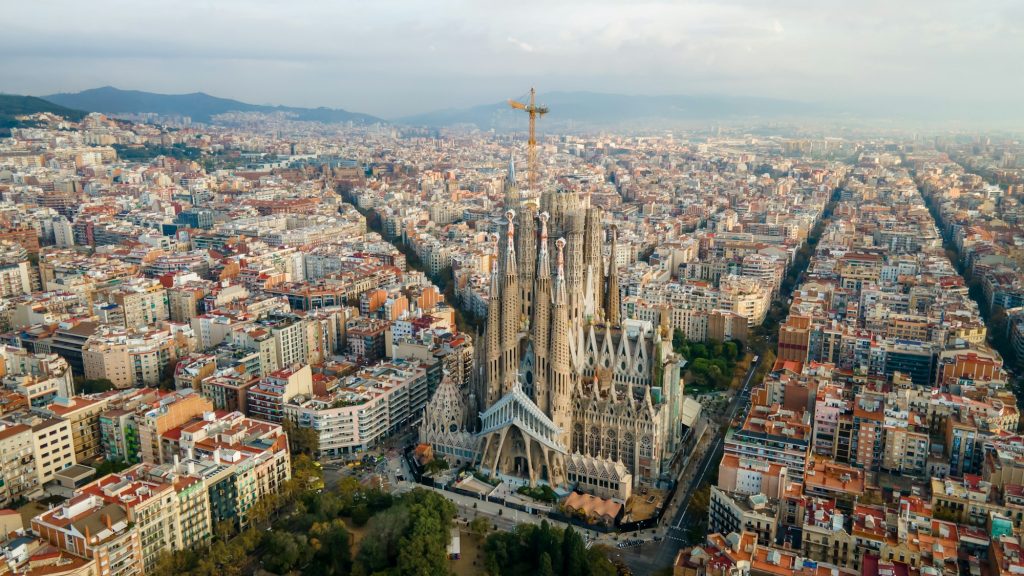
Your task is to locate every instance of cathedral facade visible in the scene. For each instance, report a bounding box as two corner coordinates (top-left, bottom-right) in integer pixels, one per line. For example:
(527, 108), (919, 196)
(420, 161), (684, 491)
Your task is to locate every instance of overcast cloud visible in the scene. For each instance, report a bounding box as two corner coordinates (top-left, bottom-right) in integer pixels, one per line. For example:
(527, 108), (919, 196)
(2, 0), (1021, 119)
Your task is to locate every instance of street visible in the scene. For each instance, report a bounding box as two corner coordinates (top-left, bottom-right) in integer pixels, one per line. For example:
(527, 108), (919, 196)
(642, 352), (761, 573)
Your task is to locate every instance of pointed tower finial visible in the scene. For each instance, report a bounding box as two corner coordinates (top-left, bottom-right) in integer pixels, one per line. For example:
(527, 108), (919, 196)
(489, 232), (501, 298)
(506, 209), (516, 243)
(555, 237), (566, 276)
(539, 211), (549, 242)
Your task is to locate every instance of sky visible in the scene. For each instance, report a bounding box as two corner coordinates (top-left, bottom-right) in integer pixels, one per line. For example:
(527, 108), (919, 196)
(2, 0), (1022, 119)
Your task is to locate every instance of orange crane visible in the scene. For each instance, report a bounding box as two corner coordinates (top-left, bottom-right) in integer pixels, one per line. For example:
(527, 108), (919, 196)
(508, 88), (549, 193)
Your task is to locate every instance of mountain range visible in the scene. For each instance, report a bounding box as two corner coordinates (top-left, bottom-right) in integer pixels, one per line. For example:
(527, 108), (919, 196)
(34, 87), (824, 129)
(43, 86), (382, 125)
(397, 91), (819, 128)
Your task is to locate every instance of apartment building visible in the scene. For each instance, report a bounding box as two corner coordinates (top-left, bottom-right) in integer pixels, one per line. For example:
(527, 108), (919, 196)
(708, 486), (779, 546)
(108, 278), (169, 330)
(285, 359), (428, 457)
(724, 402), (811, 483)
(246, 364), (313, 424)
(44, 395), (111, 463)
(82, 325), (196, 389)
(79, 473), (178, 574)
(173, 412), (291, 529)
(0, 422), (38, 505)
(32, 494), (144, 576)
(0, 346), (76, 402)
(137, 392), (213, 464)
(0, 414), (78, 486)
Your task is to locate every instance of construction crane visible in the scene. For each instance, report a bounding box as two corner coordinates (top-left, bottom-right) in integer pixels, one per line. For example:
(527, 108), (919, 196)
(508, 88), (549, 194)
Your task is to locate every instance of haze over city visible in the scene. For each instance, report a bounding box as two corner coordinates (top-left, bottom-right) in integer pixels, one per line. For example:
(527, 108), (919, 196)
(3, 0), (1023, 123)
(1, 2), (1024, 576)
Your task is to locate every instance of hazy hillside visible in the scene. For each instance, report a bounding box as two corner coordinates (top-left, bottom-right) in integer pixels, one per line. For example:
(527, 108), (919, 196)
(398, 91), (820, 129)
(0, 94), (86, 136)
(44, 86), (382, 125)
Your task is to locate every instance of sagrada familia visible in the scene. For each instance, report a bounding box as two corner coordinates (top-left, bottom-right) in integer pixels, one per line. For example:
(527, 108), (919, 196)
(420, 159), (684, 494)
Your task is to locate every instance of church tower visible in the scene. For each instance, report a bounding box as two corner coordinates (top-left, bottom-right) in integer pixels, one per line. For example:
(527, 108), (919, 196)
(606, 225), (621, 327)
(583, 205), (604, 322)
(530, 212), (552, 412)
(500, 210), (521, 397)
(503, 154), (520, 211)
(549, 237), (574, 448)
(484, 233), (503, 408)
(517, 206), (537, 323)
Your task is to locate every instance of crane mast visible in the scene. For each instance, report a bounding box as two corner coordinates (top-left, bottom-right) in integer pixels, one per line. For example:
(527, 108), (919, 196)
(508, 88), (549, 196)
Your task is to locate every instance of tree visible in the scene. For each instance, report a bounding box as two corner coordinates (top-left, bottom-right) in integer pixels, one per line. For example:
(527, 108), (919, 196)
(483, 532), (514, 576)
(672, 328), (686, 353)
(356, 489), (454, 576)
(932, 506), (960, 523)
(351, 503), (371, 527)
(469, 516), (491, 539)
(722, 341), (738, 363)
(424, 457), (450, 474)
(306, 520), (352, 576)
(75, 377), (115, 395)
(481, 522), (615, 576)
(539, 552), (555, 576)
(561, 525), (586, 576)
(283, 419), (321, 457)
(291, 454), (324, 492)
(93, 458), (130, 476)
(261, 531), (313, 574)
(689, 485), (711, 518)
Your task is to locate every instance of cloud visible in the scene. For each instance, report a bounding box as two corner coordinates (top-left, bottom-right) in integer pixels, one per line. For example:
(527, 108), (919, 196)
(0, 0), (1021, 120)
(507, 36), (535, 53)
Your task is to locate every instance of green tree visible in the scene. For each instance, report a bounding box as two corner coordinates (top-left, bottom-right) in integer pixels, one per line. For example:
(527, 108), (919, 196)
(561, 525), (586, 576)
(351, 502), (371, 527)
(283, 419), (321, 456)
(291, 453), (324, 492)
(672, 328), (687, 353)
(306, 519), (352, 576)
(483, 532), (514, 576)
(261, 531), (313, 574)
(690, 484), (711, 518)
(424, 457), (450, 474)
(469, 516), (491, 539)
(722, 341), (738, 363)
(539, 552), (555, 576)
(75, 377), (115, 394)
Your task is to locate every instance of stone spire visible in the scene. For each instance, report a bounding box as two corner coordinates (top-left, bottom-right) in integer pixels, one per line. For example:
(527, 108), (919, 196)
(500, 210), (521, 396)
(531, 212), (552, 412)
(584, 206), (604, 321)
(503, 153), (520, 211)
(606, 225), (621, 327)
(565, 211), (585, 327)
(484, 233), (502, 408)
(549, 237), (573, 446)
(517, 205), (537, 324)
